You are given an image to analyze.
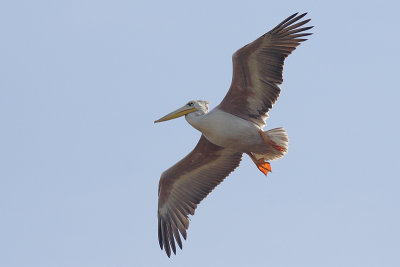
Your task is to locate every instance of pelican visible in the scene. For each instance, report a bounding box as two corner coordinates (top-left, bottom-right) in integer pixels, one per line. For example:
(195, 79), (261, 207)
(154, 13), (312, 257)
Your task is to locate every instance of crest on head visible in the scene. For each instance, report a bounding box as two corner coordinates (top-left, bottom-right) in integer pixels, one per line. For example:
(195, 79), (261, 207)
(186, 100), (210, 115)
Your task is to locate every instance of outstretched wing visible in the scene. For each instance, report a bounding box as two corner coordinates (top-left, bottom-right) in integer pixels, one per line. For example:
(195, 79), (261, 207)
(157, 135), (242, 257)
(218, 13), (313, 127)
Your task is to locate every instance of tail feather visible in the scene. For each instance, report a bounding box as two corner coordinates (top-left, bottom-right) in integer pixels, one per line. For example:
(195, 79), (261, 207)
(254, 127), (289, 161)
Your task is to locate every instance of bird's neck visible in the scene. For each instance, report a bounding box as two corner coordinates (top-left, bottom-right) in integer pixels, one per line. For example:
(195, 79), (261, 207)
(185, 112), (207, 133)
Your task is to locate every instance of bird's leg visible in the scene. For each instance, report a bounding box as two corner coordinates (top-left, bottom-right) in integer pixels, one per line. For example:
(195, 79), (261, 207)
(259, 129), (284, 152)
(246, 152), (271, 176)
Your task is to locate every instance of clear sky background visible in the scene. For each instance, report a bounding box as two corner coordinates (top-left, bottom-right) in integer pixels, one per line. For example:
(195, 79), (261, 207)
(1, 1), (399, 266)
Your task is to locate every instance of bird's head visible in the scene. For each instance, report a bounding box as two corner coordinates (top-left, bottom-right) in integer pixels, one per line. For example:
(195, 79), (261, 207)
(154, 100), (210, 123)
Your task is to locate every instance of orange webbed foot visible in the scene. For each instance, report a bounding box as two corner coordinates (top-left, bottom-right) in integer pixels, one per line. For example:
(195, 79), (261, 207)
(256, 159), (272, 176)
(246, 152), (272, 176)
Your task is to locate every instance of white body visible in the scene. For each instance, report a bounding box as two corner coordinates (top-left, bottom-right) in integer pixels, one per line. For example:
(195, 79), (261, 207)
(186, 107), (268, 154)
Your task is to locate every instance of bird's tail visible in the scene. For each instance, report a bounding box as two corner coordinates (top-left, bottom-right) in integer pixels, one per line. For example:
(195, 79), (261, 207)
(254, 127), (289, 161)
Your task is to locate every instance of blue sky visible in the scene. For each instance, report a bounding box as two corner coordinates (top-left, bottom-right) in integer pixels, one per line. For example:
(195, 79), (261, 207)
(1, 0), (399, 266)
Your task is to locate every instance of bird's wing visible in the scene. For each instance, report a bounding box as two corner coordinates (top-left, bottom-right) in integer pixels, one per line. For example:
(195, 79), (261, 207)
(218, 13), (313, 127)
(157, 135), (242, 257)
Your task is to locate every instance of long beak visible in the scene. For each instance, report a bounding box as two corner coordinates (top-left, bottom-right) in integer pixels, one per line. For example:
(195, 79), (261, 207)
(154, 105), (197, 123)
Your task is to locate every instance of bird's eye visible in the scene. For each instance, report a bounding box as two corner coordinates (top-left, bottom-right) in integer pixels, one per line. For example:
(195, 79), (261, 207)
(188, 102), (193, 107)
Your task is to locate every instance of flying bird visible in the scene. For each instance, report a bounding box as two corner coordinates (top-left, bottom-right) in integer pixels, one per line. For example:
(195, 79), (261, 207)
(154, 13), (312, 257)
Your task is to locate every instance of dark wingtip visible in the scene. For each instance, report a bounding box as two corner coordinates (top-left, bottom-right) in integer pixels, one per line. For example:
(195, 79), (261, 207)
(165, 243), (171, 257)
(288, 12), (308, 24)
(158, 217), (163, 250)
(177, 241), (183, 250)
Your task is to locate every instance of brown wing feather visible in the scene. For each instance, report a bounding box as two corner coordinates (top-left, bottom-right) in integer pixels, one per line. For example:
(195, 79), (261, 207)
(157, 135), (242, 257)
(218, 12), (313, 127)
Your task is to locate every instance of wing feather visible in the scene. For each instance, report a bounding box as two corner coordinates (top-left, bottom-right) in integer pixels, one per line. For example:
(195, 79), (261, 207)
(157, 135), (242, 257)
(218, 13), (313, 127)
